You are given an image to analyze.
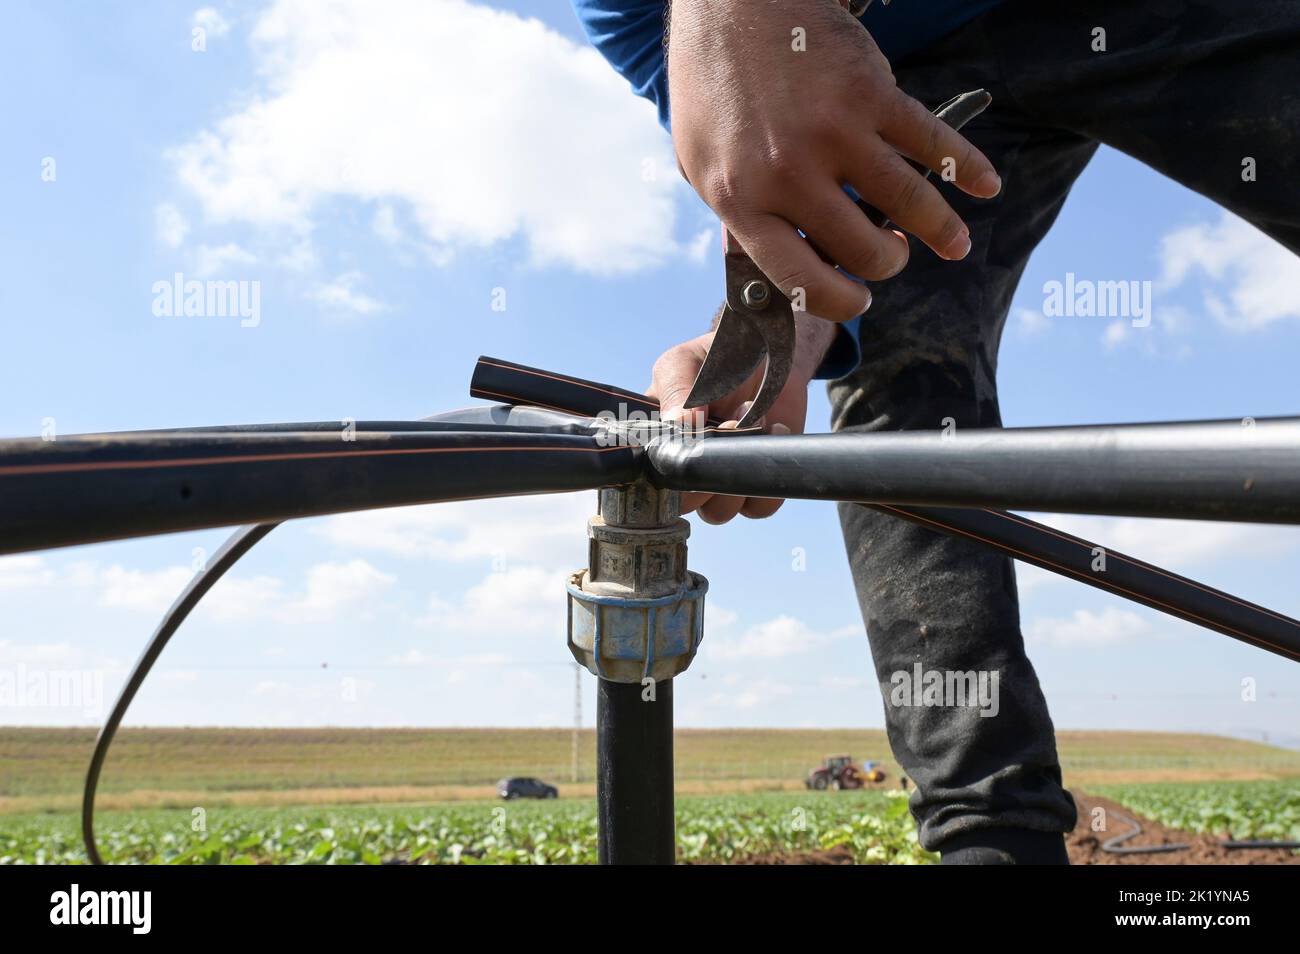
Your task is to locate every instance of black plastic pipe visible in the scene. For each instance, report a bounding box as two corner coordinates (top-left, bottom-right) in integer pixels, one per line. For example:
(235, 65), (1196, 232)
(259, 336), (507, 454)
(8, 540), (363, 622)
(0, 426), (640, 555)
(877, 505), (1300, 663)
(473, 355), (727, 428)
(647, 420), (1300, 523)
(597, 679), (675, 865)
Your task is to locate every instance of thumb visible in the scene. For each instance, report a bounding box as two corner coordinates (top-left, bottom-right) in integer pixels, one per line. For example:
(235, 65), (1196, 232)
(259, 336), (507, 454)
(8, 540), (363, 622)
(650, 335), (712, 423)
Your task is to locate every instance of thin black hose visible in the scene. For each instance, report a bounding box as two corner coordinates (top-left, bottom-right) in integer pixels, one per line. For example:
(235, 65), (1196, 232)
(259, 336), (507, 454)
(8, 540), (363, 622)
(83, 523), (277, 864)
(1100, 808), (1300, 856)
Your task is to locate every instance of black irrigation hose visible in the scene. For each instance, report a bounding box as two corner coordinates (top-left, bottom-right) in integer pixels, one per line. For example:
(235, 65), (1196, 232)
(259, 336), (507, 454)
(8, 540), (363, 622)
(647, 421), (1300, 523)
(0, 425), (640, 556)
(1100, 808), (1300, 856)
(1224, 839), (1300, 850)
(471, 355), (727, 428)
(873, 505), (1300, 664)
(1101, 809), (1191, 856)
(83, 522), (277, 865)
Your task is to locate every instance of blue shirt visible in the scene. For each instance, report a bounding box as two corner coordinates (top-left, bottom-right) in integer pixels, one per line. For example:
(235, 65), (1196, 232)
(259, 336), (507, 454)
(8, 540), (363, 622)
(570, 0), (1005, 379)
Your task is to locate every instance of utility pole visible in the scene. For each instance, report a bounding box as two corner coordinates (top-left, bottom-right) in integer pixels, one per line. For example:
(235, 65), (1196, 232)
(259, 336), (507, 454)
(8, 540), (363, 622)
(572, 662), (581, 783)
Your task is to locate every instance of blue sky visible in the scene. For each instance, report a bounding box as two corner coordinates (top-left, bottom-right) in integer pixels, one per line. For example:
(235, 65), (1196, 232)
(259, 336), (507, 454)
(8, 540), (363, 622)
(2, 0), (1298, 744)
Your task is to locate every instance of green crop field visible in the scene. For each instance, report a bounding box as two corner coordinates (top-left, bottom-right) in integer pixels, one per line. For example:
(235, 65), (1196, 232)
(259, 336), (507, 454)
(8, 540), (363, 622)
(2, 727), (1297, 865)
(0, 791), (932, 866)
(1094, 780), (1300, 842)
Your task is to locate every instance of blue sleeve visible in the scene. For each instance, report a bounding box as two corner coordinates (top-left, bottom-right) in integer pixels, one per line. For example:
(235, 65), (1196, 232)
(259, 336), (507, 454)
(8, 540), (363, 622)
(811, 315), (862, 381)
(570, 0), (863, 380)
(570, 0), (671, 129)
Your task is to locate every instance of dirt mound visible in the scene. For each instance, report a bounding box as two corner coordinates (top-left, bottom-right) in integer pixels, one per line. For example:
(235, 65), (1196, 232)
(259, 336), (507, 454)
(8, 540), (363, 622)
(1068, 793), (1300, 865)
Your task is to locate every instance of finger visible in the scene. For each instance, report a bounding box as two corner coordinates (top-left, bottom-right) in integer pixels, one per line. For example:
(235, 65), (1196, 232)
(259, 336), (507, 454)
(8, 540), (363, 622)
(729, 213), (875, 322)
(699, 492), (747, 525)
(741, 496), (784, 519)
(882, 92), (1001, 198)
(850, 152), (971, 261)
(649, 335), (711, 421)
(798, 183), (909, 281)
(679, 491), (713, 515)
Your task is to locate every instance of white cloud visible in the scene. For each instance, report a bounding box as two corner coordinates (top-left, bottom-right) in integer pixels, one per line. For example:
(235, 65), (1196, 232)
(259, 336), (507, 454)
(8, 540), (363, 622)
(98, 565), (194, 613)
(820, 674), (873, 690)
(386, 649), (511, 667)
(705, 678), (794, 711)
(155, 202), (190, 248)
(293, 559), (394, 619)
(1015, 515), (1299, 592)
(0, 639), (104, 667)
(1016, 306), (1049, 336)
(706, 615), (856, 661)
(1159, 212), (1300, 331)
(158, 669), (201, 683)
(685, 228), (713, 264)
(67, 558), (390, 624)
(0, 555), (56, 591)
(372, 204), (402, 244)
(1025, 607), (1153, 649)
(168, 0), (687, 275)
(1101, 320), (1129, 349)
(192, 7), (231, 38)
(1099, 304), (1191, 357)
(193, 241), (257, 277)
(419, 565), (567, 638)
(202, 574), (286, 621)
(317, 493), (592, 568)
(312, 271), (386, 314)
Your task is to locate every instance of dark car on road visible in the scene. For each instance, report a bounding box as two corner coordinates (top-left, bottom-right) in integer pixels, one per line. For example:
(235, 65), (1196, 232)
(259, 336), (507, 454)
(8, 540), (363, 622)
(497, 776), (558, 800)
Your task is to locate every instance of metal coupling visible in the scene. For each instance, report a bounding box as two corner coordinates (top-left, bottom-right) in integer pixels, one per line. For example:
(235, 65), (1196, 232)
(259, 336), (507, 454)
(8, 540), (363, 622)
(567, 480), (707, 683)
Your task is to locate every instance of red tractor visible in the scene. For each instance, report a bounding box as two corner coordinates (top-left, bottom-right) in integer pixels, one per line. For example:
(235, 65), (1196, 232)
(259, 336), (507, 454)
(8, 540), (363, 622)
(804, 754), (886, 790)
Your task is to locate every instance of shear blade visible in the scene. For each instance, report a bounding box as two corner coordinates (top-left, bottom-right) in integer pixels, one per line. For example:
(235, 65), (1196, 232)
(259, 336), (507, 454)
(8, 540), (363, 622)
(734, 311), (794, 429)
(683, 308), (767, 411)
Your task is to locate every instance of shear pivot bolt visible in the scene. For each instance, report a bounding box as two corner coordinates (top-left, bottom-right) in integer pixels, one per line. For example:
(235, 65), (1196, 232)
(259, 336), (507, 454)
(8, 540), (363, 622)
(741, 280), (771, 310)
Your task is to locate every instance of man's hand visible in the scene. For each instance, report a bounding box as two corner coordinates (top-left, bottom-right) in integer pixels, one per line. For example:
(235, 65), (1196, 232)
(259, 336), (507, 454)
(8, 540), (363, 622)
(668, 0), (1000, 322)
(647, 315), (837, 524)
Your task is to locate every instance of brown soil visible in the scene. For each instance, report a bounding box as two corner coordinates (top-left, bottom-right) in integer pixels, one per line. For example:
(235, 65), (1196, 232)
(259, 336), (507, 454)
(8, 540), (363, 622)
(1068, 793), (1300, 865)
(718, 845), (858, 865)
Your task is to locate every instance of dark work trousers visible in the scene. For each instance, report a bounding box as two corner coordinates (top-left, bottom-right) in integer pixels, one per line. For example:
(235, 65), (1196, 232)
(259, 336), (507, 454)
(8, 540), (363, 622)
(829, 0), (1300, 853)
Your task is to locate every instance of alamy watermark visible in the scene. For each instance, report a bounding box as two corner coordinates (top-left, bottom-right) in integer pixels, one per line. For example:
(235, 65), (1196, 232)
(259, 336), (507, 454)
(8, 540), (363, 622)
(1042, 273), (1152, 328)
(888, 663), (1000, 718)
(0, 664), (104, 718)
(152, 272), (260, 327)
(593, 403), (709, 455)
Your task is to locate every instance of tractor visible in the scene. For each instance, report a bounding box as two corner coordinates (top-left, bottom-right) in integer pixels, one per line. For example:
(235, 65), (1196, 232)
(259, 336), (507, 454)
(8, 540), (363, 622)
(804, 754), (886, 790)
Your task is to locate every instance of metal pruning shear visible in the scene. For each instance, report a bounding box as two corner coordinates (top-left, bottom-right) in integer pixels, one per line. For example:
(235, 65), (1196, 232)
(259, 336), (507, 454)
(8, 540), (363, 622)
(683, 88), (993, 430)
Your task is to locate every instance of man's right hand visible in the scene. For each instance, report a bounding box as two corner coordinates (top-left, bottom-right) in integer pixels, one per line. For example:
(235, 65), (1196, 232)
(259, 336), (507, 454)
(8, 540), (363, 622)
(667, 0), (1001, 322)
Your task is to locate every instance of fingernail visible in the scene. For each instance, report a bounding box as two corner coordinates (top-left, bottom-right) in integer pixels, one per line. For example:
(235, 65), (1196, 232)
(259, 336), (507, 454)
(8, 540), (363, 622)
(976, 170), (1002, 196)
(946, 230), (972, 260)
(861, 288), (873, 313)
(771, 422), (791, 436)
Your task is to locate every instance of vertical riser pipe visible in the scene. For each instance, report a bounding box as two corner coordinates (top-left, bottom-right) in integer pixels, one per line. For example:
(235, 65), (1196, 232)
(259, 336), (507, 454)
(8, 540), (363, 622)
(596, 678), (675, 865)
